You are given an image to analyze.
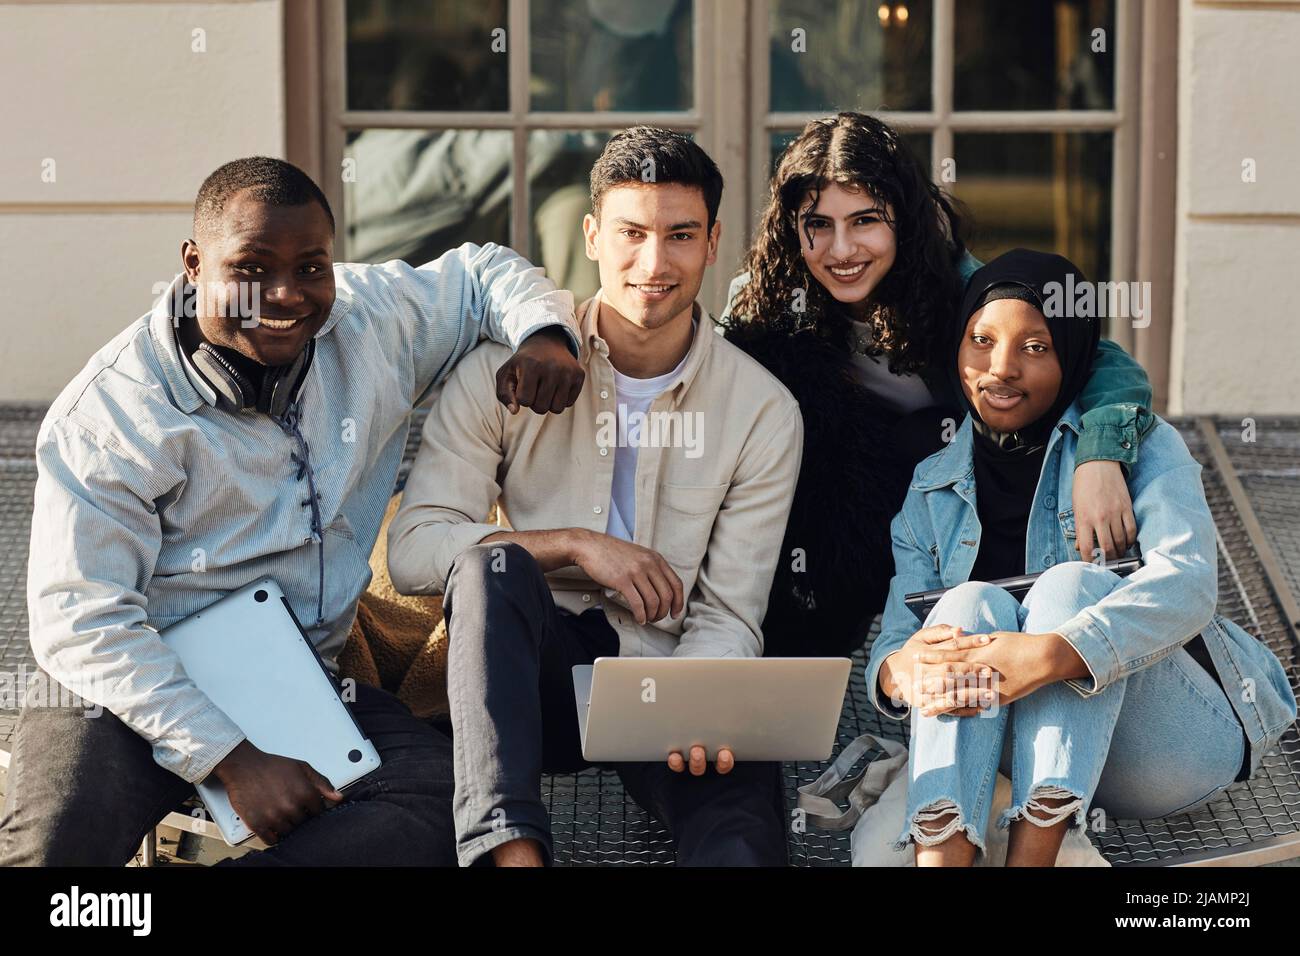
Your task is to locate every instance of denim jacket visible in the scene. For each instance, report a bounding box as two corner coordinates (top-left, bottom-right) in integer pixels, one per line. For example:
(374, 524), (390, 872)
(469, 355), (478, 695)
(866, 402), (1296, 779)
(26, 244), (578, 783)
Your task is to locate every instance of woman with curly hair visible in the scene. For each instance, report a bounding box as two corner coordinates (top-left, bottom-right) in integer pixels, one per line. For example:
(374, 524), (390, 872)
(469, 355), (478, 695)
(721, 112), (1156, 658)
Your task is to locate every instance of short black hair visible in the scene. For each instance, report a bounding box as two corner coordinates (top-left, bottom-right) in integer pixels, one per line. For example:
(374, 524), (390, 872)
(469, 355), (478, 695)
(590, 127), (723, 228)
(193, 156), (335, 240)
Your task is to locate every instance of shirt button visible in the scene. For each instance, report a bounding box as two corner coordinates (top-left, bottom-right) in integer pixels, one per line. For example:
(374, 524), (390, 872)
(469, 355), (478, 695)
(582, 594), (592, 603)
(593, 505), (603, 515)
(1043, 556), (1055, 568)
(1044, 495), (1056, 509)
(1121, 440), (1132, 449)
(599, 447), (609, 456)
(600, 389), (609, 400)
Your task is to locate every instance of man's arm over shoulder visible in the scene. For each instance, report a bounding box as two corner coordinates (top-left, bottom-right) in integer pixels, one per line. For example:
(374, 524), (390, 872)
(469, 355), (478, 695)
(27, 416), (245, 784)
(387, 345), (510, 595)
(674, 384), (804, 658)
(347, 242), (579, 405)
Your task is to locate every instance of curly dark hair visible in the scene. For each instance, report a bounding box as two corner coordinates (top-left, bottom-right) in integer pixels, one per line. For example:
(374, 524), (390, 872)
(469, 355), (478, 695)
(727, 112), (968, 375)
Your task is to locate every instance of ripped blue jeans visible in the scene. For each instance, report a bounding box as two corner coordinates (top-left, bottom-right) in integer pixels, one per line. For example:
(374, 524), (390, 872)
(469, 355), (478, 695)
(899, 562), (1245, 857)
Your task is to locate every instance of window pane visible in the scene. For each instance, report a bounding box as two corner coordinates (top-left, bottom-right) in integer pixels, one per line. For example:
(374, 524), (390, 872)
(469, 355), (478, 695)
(953, 132), (1113, 284)
(769, 0), (932, 113)
(531, 0), (693, 112)
(954, 0), (1115, 111)
(529, 131), (610, 303)
(346, 0), (508, 111)
(343, 129), (511, 264)
(770, 130), (931, 176)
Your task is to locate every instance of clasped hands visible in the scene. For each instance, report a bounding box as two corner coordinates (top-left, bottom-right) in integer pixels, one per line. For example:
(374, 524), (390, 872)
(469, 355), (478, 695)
(881, 624), (1084, 718)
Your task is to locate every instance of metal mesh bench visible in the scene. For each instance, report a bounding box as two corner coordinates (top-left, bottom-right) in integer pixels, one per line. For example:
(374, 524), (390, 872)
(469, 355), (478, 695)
(2, 404), (1298, 866)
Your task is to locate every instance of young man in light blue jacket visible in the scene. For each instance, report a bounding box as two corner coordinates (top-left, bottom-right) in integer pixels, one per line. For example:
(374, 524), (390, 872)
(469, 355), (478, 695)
(0, 157), (584, 866)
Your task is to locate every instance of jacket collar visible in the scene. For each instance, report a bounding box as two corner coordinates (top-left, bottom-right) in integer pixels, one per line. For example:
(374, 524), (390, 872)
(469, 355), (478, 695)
(148, 274), (206, 414)
(578, 288), (714, 398)
(911, 401), (1084, 491)
(148, 270), (353, 413)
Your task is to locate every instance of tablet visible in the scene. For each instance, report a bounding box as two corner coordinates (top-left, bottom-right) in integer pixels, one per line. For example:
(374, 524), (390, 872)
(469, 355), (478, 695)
(160, 578), (381, 845)
(572, 656), (851, 763)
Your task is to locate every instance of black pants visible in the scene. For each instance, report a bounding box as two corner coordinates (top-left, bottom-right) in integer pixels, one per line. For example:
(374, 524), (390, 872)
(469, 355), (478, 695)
(443, 541), (790, 867)
(0, 670), (457, 866)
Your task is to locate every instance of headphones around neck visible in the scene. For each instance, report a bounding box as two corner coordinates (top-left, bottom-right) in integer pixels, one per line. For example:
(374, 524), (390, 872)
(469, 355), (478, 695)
(190, 339), (315, 419)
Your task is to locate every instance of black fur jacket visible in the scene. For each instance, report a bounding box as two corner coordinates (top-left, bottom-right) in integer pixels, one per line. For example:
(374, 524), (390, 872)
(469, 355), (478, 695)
(724, 324), (914, 658)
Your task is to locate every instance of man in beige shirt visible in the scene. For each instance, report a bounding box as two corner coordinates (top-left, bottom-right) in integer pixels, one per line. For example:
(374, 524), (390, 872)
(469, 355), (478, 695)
(388, 128), (803, 867)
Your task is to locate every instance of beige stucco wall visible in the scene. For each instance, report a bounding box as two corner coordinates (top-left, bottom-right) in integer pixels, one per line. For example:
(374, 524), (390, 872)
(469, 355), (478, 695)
(0, 0), (284, 402)
(1170, 0), (1300, 415)
(2, 0), (1297, 414)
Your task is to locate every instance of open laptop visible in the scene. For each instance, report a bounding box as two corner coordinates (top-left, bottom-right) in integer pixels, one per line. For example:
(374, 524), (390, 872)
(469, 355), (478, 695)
(160, 578), (381, 845)
(572, 657), (851, 763)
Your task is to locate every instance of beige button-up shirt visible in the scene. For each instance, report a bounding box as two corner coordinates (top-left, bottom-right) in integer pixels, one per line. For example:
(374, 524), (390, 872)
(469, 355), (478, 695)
(388, 291), (804, 658)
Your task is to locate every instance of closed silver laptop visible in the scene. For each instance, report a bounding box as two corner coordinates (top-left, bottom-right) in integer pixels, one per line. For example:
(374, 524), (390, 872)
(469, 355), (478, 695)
(160, 578), (381, 845)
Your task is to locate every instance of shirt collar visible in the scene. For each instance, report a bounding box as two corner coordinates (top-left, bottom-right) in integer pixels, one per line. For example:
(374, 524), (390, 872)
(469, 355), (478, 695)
(578, 288), (715, 399)
(315, 266), (354, 339)
(911, 400), (1084, 491)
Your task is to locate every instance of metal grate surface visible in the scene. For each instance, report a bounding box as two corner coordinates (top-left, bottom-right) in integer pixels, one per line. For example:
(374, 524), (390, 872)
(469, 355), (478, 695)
(2, 406), (1298, 866)
(1083, 420), (1300, 864)
(0, 404), (43, 748)
(1216, 418), (1300, 622)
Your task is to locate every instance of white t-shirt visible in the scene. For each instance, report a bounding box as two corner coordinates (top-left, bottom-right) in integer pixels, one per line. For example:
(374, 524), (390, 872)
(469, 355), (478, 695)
(604, 348), (691, 542)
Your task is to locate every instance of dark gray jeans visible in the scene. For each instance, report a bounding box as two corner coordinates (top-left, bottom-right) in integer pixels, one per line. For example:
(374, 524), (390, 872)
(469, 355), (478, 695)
(443, 541), (789, 867)
(0, 669), (456, 866)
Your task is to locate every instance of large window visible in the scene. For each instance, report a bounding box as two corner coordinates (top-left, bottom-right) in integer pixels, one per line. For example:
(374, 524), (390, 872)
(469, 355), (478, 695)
(762, 0), (1131, 299)
(324, 0), (698, 306)
(317, 0), (1141, 342)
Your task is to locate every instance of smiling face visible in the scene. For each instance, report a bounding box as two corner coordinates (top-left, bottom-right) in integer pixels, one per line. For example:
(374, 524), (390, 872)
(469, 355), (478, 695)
(797, 181), (897, 314)
(958, 297), (1063, 433)
(584, 181), (719, 332)
(182, 188), (336, 367)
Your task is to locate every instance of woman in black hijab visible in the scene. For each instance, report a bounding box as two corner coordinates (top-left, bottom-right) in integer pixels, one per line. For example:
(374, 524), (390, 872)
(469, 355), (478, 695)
(865, 249), (1291, 867)
(950, 250), (1103, 583)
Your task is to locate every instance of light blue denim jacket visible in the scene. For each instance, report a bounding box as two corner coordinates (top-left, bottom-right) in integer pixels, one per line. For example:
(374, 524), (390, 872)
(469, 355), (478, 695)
(866, 402), (1296, 778)
(26, 243), (577, 784)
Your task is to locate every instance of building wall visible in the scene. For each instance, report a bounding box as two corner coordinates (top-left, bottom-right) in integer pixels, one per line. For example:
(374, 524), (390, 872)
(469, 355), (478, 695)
(0, 0), (284, 402)
(1, 0), (1297, 415)
(1170, 0), (1300, 415)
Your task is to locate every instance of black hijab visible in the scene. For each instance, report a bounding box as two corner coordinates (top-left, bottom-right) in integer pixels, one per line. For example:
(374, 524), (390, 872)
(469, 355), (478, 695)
(950, 249), (1101, 580)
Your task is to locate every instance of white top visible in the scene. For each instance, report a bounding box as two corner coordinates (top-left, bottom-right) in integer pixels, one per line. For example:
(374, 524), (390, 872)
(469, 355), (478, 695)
(848, 319), (937, 414)
(604, 346), (691, 542)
